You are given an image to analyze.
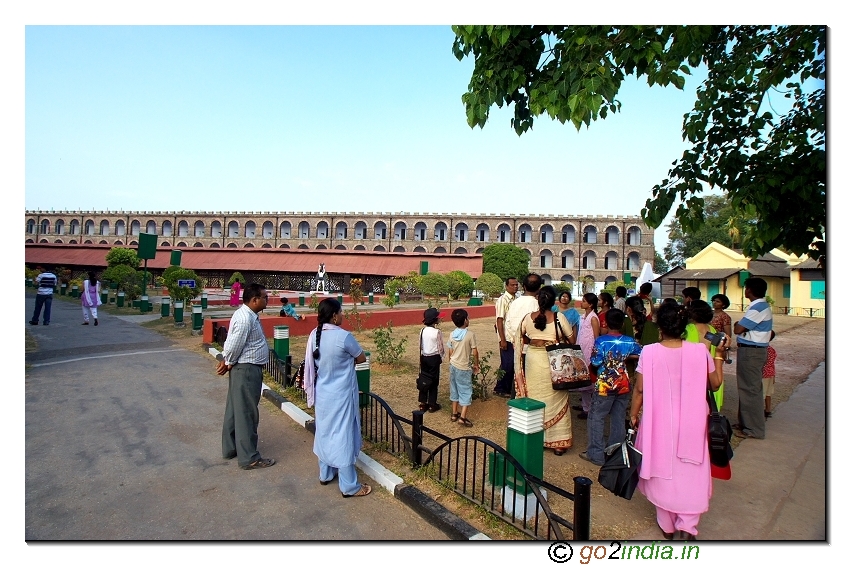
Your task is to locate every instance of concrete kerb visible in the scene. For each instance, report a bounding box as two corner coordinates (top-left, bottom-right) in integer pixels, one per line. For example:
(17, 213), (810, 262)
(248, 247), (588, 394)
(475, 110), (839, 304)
(207, 346), (489, 541)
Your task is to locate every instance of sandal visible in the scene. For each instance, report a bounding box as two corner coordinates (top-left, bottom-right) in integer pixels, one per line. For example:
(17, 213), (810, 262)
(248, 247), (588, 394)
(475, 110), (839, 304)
(457, 416), (473, 428)
(451, 413), (460, 422)
(342, 484), (372, 498)
(240, 457), (276, 470)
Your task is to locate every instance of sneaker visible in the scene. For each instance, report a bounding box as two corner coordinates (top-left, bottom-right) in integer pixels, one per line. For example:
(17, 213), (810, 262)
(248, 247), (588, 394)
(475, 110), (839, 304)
(29, 321), (38, 325)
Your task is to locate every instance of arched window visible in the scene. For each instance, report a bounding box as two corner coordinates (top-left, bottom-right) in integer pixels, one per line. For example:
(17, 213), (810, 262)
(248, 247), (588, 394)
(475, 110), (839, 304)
(627, 252), (641, 270)
(628, 227), (642, 245)
(161, 220), (172, 236)
(604, 251), (618, 270)
(26, 219), (35, 234)
(41, 220), (51, 235)
(605, 226), (620, 245)
(245, 221), (256, 238)
(540, 224), (554, 244)
(316, 221), (329, 238)
(262, 243), (272, 248)
(414, 222), (427, 241)
(99, 220), (110, 236)
(434, 246), (446, 253)
(84, 220), (95, 235)
(497, 223), (511, 242)
(454, 247), (467, 254)
(55, 220), (65, 235)
(582, 251), (596, 269)
(193, 242), (204, 247)
(262, 221), (274, 239)
(299, 221), (310, 238)
(279, 221), (291, 238)
(583, 225), (597, 244)
(394, 221), (407, 240)
(146, 220), (157, 234)
(354, 221), (367, 239)
(115, 220), (125, 236)
(354, 244), (366, 250)
(393, 245), (406, 252)
(70, 219), (81, 235)
(561, 250), (575, 269)
(211, 221), (222, 237)
(228, 221), (239, 237)
(178, 221), (189, 237)
(561, 224), (576, 244)
(210, 242), (220, 248)
(335, 221), (348, 239)
(334, 244), (346, 250)
(374, 221), (387, 240)
(434, 222), (447, 241)
(374, 245), (386, 252)
(540, 249), (553, 268)
(518, 223), (532, 243)
(454, 222), (468, 242)
(414, 246), (426, 252)
(194, 221), (205, 237)
(227, 242), (238, 248)
(129, 220), (140, 235)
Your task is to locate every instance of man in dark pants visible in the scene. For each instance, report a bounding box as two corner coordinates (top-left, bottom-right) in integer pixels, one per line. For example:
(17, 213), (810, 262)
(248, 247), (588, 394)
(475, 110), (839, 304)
(30, 268), (58, 325)
(492, 277), (519, 398)
(217, 283), (276, 470)
(733, 277), (772, 440)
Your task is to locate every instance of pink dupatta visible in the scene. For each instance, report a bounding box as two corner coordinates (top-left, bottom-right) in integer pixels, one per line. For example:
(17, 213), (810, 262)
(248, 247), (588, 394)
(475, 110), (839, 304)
(637, 341), (712, 480)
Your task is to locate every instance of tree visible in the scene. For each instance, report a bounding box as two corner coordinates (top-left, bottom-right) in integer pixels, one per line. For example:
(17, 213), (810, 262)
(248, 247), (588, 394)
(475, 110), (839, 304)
(102, 264), (142, 300)
(445, 270), (475, 300)
(417, 272), (448, 299)
(105, 247), (141, 269)
(662, 194), (755, 267)
(481, 243), (529, 282)
(162, 266), (202, 303)
(653, 251), (669, 274)
(452, 26), (825, 265)
(474, 272), (505, 298)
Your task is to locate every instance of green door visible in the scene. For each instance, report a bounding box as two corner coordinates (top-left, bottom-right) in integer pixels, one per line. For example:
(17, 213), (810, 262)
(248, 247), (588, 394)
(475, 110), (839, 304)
(707, 280), (720, 298)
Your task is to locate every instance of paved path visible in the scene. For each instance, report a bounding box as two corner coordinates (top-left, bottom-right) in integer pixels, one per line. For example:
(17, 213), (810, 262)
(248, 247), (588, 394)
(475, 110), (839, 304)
(24, 293), (450, 541)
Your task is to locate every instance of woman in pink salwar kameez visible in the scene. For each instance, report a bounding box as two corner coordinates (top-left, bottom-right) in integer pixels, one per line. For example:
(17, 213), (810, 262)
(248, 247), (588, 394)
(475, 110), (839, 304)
(230, 279), (242, 307)
(629, 302), (726, 541)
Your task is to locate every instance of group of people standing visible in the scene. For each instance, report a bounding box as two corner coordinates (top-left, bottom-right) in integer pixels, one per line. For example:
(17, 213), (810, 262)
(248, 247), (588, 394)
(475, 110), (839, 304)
(486, 273), (774, 539)
(29, 269), (102, 326)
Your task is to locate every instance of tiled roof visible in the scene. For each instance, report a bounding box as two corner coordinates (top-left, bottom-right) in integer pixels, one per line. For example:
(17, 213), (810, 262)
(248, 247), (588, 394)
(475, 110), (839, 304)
(25, 244), (484, 277)
(658, 268), (742, 281)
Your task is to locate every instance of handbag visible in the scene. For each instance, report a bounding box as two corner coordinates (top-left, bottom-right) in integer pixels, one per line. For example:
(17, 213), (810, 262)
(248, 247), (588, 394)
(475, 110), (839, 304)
(598, 428), (642, 500)
(707, 389), (734, 469)
(545, 316), (592, 390)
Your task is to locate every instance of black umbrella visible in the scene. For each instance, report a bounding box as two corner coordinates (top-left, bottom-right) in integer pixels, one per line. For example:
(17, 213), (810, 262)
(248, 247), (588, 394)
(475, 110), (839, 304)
(597, 429), (642, 500)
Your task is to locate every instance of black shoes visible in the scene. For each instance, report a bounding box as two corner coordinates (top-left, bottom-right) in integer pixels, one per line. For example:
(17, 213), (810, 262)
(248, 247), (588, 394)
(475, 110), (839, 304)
(29, 321), (38, 325)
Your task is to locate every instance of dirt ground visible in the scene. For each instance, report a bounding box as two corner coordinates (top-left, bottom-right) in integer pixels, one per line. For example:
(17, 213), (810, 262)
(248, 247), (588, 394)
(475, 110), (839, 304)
(145, 301), (826, 540)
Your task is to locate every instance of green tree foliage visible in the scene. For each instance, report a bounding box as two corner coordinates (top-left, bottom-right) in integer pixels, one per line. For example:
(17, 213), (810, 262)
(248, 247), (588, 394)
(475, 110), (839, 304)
(162, 266), (202, 303)
(481, 243), (529, 282)
(654, 252), (669, 274)
(452, 25), (825, 265)
(105, 247), (141, 268)
(552, 282), (572, 296)
(662, 194), (755, 267)
(384, 271), (420, 297)
(445, 270), (475, 299)
(227, 272), (244, 285)
(474, 272), (505, 298)
(417, 272), (448, 298)
(371, 322), (407, 365)
(102, 265), (142, 299)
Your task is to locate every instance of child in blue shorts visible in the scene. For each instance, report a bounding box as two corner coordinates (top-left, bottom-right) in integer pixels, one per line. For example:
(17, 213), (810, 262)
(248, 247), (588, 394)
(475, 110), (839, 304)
(446, 309), (480, 428)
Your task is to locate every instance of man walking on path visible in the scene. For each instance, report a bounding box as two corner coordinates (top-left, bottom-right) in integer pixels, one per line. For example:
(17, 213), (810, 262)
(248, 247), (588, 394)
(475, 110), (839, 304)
(217, 282), (276, 470)
(492, 277), (518, 398)
(733, 277), (773, 440)
(30, 268), (57, 326)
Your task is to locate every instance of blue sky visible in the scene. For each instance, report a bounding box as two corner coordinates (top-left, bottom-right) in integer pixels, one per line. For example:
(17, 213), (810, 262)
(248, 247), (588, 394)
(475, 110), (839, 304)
(20, 24), (724, 254)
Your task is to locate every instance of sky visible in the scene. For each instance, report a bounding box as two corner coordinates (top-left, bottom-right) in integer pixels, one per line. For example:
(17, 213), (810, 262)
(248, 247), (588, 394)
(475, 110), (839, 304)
(6, 2), (841, 560)
(18, 21), (726, 256)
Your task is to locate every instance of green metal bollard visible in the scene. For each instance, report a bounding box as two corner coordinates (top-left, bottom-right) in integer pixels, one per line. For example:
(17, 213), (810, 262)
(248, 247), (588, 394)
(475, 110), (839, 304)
(26, 278), (33, 287)
(394, 292), (399, 304)
(337, 293), (343, 305)
(493, 397), (546, 522)
(117, 291), (125, 307)
(100, 288), (109, 306)
(173, 300), (184, 325)
(273, 325), (290, 360)
(356, 352), (370, 408)
(60, 283), (67, 296)
(192, 304), (203, 331)
(141, 295), (149, 313)
(161, 296), (171, 318)
(71, 285), (79, 298)
(368, 292), (374, 304)
(201, 292), (208, 309)
(298, 292), (305, 307)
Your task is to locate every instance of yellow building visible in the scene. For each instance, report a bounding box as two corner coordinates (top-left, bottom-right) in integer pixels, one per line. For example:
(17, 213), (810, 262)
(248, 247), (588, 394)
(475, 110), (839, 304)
(655, 242), (823, 317)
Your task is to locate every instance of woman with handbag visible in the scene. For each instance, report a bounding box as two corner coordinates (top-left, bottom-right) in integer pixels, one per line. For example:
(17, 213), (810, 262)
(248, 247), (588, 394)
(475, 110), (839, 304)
(629, 302), (726, 541)
(514, 286), (576, 455)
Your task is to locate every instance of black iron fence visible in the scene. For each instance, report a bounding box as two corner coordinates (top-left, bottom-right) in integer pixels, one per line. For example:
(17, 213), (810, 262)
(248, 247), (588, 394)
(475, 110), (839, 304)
(360, 392), (592, 541)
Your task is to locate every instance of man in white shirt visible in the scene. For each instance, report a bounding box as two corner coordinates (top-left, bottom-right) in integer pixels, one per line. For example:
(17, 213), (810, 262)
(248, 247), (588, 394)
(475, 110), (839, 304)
(492, 277), (519, 398)
(30, 268), (58, 326)
(502, 273), (543, 399)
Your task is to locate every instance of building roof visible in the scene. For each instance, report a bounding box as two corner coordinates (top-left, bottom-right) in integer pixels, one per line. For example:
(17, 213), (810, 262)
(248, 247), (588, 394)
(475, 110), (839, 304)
(746, 258), (792, 278)
(25, 244), (484, 277)
(658, 268), (742, 281)
(790, 258), (821, 270)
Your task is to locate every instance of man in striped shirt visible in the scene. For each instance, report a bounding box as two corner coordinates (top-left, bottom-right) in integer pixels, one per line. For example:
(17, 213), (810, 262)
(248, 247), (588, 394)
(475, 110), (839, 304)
(217, 283), (276, 470)
(733, 277), (773, 440)
(30, 268), (57, 326)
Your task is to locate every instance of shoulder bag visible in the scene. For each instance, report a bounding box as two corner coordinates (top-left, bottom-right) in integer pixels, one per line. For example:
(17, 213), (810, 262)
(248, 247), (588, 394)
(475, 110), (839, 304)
(546, 315), (592, 390)
(707, 388), (734, 473)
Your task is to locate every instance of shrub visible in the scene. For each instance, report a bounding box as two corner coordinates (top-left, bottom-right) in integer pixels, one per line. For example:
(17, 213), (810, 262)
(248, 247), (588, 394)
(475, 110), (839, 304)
(102, 265), (142, 300)
(471, 350), (503, 401)
(552, 282), (572, 296)
(162, 266), (202, 303)
(371, 322), (407, 365)
(474, 272), (505, 298)
(380, 294), (397, 308)
(417, 272), (448, 299)
(343, 307), (370, 333)
(228, 272), (244, 285)
(105, 247), (141, 269)
(384, 271), (419, 297)
(445, 270), (474, 299)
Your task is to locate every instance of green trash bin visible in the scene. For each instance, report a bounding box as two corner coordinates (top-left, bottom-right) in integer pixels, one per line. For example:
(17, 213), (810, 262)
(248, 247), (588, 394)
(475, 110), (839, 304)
(100, 288), (109, 306)
(161, 296), (171, 318)
(117, 291), (125, 307)
(60, 283), (67, 296)
(173, 300), (185, 325)
(71, 285), (79, 298)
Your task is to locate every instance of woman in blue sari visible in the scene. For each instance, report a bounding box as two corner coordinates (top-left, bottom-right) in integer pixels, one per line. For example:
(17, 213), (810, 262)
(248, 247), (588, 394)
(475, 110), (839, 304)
(303, 298), (371, 497)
